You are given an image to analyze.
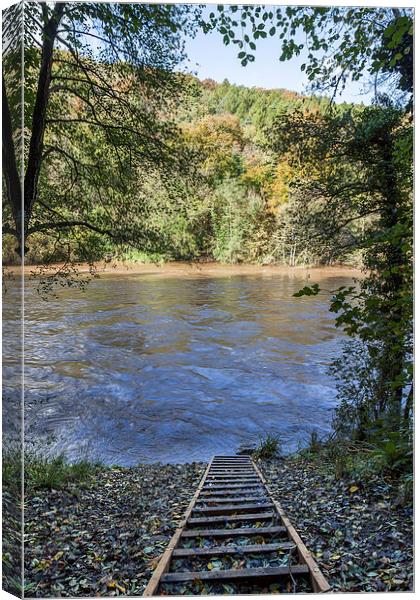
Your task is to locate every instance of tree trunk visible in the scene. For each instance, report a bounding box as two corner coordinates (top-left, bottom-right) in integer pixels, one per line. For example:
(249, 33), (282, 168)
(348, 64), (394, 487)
(23, 2), (65, 237)
(2, 75), (22, 244)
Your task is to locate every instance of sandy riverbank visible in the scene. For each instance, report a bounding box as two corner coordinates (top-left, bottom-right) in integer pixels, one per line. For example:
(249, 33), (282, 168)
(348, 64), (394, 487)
(7, 260), (363, 279)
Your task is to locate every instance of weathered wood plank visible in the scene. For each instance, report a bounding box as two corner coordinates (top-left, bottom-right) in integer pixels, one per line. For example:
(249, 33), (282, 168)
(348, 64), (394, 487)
(187, 512), (276, 525)
(206, 478), (259, 482)
(205, 478), (260, 484)
(200, 488), (263, 496)
(207, 473), (257, 477)
(193, 502), (273, 515)
(202, 483), (263, 491)
(198, 495), (268, 504)
(161, 564), (310, 583)
(181, 525), (287, 538)
(208, 472), (256, 476)
(211, 463), (252, 466)
(209, 469), (256, 473)
(210, 462), (253, 466)
(212, 456), (251, 459)
(172, 542), (296, 557)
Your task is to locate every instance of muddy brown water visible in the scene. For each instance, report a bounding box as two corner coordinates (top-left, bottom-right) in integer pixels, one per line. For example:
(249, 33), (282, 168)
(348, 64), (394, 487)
(2, 267), (359, 464)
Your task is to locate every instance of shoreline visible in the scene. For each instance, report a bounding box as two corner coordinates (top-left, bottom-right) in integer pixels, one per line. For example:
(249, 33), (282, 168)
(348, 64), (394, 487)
(5, 260), (363, 279)
(17, 455), (412, 596)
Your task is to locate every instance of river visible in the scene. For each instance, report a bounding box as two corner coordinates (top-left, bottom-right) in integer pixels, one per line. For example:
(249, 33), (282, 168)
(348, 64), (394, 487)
(2, 265), (359, 464)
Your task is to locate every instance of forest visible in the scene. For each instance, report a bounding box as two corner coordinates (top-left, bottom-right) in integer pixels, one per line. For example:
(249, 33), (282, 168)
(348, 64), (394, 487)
(3, 71), (354, 269)
(2, 3), (413, 596)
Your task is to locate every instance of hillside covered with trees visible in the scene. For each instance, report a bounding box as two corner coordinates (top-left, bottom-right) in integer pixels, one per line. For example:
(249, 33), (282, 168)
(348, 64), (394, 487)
(3, 68), (357, 269)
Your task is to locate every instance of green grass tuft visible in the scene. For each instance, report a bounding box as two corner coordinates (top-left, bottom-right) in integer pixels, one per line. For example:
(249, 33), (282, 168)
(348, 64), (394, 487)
(3, 450), (103, 493)
(253, 433), (281, 460)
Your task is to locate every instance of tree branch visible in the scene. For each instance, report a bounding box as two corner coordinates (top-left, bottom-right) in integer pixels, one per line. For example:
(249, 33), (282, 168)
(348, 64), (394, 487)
(2, 225), (19, 238)
(27, 220), (117, 238)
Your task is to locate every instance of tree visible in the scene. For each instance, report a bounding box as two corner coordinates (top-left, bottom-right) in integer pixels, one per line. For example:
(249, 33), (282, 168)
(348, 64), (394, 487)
(286, 105), (413, 438)
(2, 1), (199, 257)
(207, 4), (413, 451)
(183, 113), (244, 182)
(203, 6), (413, 105)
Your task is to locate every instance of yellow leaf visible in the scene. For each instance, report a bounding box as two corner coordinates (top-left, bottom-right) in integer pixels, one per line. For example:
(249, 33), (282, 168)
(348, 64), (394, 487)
(349, 485), (359, 493)
(53, 551), (64, 561)
(107, 580), (117, 589)
(207, 562), (213, 570)
(331, 555), (341, 560)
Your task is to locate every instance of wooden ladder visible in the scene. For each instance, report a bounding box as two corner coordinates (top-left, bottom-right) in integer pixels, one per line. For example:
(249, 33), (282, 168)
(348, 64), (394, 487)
(143, 455), (330, 595)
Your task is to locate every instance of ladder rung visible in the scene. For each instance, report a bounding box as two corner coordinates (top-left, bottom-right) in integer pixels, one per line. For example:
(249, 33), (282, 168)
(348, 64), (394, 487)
(211, 462), (253, 465)
(200, 489), (264, 497)
(209, 469), (256, 472)
(187, 512), (276, 525)
(181, 525), (286, 538)
(172, 542), (296, 557)
(193, 503), (273, 515)
(202, 484), (263, 491)
(205, 478), (260, 484)
(161, 564), (310, 583)
(207, 474), (257, 478)
(198, 496), (268, 504)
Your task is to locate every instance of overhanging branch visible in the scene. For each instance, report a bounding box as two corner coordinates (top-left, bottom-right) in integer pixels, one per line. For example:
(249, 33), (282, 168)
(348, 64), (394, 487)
(27, 220), (116, 238)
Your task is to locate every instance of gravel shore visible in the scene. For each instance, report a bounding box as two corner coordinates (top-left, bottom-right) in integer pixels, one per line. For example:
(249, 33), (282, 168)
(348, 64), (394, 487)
(23, 457), (412, 596)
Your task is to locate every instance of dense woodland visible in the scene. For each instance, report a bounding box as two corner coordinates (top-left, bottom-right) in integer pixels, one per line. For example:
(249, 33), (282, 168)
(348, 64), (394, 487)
(3, 71), (354, 268)
(2, 3), (413, 500)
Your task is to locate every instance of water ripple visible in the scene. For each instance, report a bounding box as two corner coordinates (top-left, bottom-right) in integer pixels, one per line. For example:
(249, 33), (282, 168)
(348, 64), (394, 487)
(2, 272), (354, 464)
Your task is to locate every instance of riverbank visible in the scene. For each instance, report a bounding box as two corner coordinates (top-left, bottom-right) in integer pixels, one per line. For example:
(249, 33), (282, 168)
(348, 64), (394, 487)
(21, 454), (412, 596)
(7, 260), (362, 280)
(23, 462), (205, 597)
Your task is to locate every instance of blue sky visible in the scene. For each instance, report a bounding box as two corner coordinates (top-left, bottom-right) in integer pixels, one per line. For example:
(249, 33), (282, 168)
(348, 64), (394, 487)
(182, 8), (374, 105)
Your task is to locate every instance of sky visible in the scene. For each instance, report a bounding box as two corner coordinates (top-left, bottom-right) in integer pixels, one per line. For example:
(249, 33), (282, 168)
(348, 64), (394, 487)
(181, 7), (375, 105)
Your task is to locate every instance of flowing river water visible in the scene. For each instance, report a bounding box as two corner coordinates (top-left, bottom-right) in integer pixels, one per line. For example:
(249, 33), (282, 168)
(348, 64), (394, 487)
(3, 265), (359, 465)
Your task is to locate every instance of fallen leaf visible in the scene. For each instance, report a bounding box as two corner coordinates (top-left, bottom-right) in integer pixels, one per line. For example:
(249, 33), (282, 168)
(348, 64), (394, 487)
(53, 551), (64, 561)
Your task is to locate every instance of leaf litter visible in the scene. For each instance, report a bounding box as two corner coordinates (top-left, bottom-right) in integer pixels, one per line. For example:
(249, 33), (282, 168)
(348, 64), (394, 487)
(24, 462), (205, 597)
(24, 456), (412, 595)
(259, 456), (413, 592)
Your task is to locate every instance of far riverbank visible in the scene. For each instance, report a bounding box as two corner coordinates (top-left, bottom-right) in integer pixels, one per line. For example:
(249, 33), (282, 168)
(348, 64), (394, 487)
(6, 260), (363, 280)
